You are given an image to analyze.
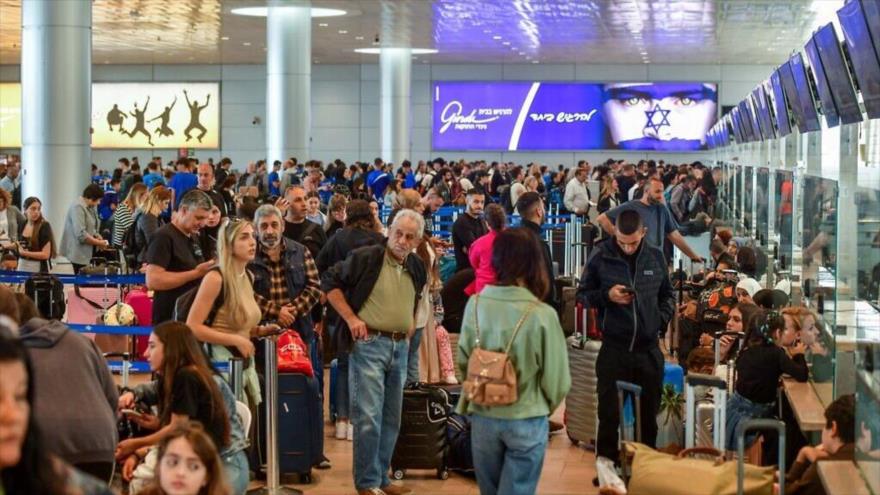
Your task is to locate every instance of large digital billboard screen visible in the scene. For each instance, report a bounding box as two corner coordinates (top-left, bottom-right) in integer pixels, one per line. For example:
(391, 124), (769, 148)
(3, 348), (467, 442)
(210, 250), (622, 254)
(1, 82), (220, 149)
(92, 83), (219, 149)
(432, 81), (717, 151)
(0, 83), (21, 148)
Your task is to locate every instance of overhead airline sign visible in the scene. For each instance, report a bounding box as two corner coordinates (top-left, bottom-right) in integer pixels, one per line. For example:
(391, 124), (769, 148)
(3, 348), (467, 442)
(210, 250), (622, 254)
(432, 81), (717, 151)
(0, 83), (219, 149)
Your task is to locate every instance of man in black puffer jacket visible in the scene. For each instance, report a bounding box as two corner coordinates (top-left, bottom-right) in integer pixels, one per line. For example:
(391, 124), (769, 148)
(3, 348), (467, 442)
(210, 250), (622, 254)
(577, 208), (675, 464)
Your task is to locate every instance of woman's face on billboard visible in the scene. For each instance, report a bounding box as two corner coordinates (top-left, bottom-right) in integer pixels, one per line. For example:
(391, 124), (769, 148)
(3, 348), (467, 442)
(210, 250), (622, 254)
(603, 83), (717, 149)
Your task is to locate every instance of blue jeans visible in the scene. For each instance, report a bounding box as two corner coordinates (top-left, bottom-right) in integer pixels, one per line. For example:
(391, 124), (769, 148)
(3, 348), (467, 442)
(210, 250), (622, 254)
(725, 392), (774, 451)
(471, 415), (549, 495)
(222, 450), (250, 495)
(349, 333), (409, 490)
(405, 326), (424, 386)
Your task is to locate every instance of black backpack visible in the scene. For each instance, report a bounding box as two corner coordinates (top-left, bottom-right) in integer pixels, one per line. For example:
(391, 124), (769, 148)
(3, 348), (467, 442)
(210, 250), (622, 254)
(121, 213), (141, 259)
(25, 273), (65, 320)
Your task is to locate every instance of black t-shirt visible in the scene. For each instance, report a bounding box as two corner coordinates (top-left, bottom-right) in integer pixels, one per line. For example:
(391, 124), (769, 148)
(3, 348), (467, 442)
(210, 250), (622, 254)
(451, 213), (488, 271)
(170, 367), (227, 449)
(735, 345), (808, 404)
(145, 223), (205, 323)
(284, 219), (326, 259)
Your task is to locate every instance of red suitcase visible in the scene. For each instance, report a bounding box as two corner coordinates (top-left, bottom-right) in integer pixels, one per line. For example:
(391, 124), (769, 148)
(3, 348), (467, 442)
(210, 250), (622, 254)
(124, 288), (153, 358)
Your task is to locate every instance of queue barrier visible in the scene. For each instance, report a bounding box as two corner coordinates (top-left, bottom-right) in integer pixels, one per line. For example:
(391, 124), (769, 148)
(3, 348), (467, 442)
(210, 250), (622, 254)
(0, 270), (146, 285)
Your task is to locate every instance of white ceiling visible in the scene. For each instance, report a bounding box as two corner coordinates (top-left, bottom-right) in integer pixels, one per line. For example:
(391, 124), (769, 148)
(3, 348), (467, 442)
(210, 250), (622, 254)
(0, 0), (845, 66)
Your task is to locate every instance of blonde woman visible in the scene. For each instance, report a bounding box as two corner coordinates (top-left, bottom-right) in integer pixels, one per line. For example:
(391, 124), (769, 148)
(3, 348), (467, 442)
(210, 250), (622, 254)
(134, 186), (171, 264)
(112, 182), (148, 248)
(597, 175), (619, 214)
(186, 219), (280, 407)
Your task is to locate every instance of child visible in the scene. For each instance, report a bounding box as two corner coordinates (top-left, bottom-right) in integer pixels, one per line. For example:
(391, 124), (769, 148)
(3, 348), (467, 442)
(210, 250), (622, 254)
(725, 311), (808, 451)
(137, 421), (231, 495)
(781, 394), (855, 494)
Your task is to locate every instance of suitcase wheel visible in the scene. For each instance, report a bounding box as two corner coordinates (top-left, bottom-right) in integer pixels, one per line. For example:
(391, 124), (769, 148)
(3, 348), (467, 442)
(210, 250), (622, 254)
(392, 469), (405, 480)
(300, 473), (312, 484)
(437, 468), (449, 480)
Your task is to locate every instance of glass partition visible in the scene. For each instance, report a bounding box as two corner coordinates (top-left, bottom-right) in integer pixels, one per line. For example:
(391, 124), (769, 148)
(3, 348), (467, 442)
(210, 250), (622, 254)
(744, 166), (754, 236)
(756, 167), (771, 280)
(735, 165), (743, 232)
(800, 175), (838, 323)
(775, 170), (794, 273)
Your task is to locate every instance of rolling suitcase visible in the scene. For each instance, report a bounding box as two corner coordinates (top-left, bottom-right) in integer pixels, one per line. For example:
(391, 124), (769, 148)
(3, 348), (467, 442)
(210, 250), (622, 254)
(328, 358), (338, 423)
(684, 373), (728, 450)
(390, 383), (455, 481)
(24, 273), (65, 320)
(277, 373), (322, 483)
(123, 288), (152, 358)
(564, 337), (600, 448)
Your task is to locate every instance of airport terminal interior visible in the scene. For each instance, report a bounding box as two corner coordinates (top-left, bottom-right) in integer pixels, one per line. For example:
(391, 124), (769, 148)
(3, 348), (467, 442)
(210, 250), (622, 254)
(0, 1), (879, 494)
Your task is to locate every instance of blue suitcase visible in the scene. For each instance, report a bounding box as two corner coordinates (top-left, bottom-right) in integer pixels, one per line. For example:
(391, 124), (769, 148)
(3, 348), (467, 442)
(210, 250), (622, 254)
(328, 358), (338, 423)
(278, 373), (323, 483)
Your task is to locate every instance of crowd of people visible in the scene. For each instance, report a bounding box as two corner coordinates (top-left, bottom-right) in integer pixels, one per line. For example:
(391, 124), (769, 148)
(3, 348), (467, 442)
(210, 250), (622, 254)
(0, 154), (864, 495)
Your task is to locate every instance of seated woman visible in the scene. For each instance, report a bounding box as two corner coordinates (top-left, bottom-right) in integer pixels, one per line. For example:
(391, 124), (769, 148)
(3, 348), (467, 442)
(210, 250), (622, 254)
(0, 327), (114, 495)
(456, 227), (571, 495)
(136, 421), (232, 495)
(15, 197), (56, 273)
(116, 321), (249, 494)
(725, 311), (808, 451)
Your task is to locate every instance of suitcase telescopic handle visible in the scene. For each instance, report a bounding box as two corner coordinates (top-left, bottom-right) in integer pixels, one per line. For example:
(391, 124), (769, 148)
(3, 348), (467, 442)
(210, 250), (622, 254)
(615, 381), (642, 396)
(686, 373), (727, 390)
(736, 419), (786, 495)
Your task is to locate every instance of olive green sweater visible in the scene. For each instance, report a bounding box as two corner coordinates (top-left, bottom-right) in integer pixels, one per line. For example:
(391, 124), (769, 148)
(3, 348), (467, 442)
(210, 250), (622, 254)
(455, 285), (571, 419)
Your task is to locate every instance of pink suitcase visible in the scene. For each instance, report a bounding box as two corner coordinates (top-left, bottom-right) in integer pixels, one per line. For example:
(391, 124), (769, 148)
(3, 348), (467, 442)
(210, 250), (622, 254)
(124, 288), (153, 358)
(66, 286), (125, 354)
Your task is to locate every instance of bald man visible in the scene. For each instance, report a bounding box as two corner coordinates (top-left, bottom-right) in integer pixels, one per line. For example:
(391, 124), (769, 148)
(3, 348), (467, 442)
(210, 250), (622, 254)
(196, 162), (227, 217)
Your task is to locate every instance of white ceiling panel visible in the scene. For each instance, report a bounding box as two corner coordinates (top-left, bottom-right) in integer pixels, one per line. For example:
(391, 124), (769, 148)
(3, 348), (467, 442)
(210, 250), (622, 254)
(0, 0), (844, 66)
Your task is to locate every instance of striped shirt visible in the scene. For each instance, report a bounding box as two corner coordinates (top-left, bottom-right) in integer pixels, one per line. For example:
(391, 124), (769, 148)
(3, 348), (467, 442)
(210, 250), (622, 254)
(111, 202), (134, 247)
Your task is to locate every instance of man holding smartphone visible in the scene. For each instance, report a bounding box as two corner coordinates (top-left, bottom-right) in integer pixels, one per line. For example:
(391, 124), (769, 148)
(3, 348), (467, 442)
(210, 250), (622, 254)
(577, 208), (675, 474)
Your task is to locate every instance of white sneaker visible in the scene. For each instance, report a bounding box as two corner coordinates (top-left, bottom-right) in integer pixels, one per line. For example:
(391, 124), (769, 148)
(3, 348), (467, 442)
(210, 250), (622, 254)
(443, 375), (459, 385)
(347, 423), (354, 441)
(335, 421), (347, 440)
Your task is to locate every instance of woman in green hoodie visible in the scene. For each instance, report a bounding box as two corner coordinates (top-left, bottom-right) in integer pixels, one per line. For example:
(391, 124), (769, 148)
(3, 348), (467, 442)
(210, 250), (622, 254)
(456, 227), (571, 495)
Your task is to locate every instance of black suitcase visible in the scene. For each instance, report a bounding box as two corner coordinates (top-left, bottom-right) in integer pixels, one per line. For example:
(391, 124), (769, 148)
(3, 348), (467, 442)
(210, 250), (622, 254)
(25, 273), (65, 320)
(277, 373), (322, 483)
(390, 383), (458, 481)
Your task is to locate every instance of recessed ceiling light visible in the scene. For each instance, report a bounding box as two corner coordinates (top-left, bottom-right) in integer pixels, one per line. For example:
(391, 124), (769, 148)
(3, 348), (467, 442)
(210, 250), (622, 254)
(493, 35), (502, 40)
(532, 60), (539, 64)
(354, 48), (439, 55)
(221, 36), (230, 41)
(502, 41), (511, 45)
(231, 7), (346, 17)
(338, 30), (348, 34)
(243, 42), (251, 46)
(640, 51), (647, 55)
(318, 23), (328, 27)
(355, 36), (364, 40)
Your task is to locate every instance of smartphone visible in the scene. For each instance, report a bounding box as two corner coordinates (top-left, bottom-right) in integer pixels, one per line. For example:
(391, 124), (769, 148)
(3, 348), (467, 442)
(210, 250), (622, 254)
(121, 409), (143, 418)
(620, 286), (636, 295)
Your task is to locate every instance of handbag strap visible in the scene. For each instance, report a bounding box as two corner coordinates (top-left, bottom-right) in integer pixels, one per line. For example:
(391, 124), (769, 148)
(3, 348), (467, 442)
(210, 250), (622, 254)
(473, 294), (539, 354)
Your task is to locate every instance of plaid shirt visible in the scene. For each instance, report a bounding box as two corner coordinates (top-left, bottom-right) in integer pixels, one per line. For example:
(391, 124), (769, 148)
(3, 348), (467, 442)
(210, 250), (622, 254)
(254, 246), (322, 321)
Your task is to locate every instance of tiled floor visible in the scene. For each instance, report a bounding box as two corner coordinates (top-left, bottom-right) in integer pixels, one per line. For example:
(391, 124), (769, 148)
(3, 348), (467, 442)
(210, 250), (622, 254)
(251, 379), (600, 495)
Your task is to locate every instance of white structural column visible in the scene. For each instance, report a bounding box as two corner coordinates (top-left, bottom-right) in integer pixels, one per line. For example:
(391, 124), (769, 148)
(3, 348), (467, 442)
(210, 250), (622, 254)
(21, 0), (91, 233)
(380, 48), (412, 164)
(266, 0), (311, 165)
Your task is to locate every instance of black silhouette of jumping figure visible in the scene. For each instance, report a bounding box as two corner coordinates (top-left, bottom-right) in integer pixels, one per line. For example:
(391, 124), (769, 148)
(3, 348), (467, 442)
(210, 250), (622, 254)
(183, 90), (211, 143)
(149, 96), (177, 137)
(126, 97), (154, 146)
(106, 104), (126, 133)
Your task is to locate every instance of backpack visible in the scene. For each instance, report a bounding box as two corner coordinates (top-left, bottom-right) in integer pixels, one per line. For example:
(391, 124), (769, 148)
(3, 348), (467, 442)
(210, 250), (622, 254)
(173, 267), (224, 325)
(696, 281), (738, 333)
(25, 273), (66, 320)
(462, 295), (537, 407)
(121, 213), (141, 259)
(498, 184), (513, 214)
